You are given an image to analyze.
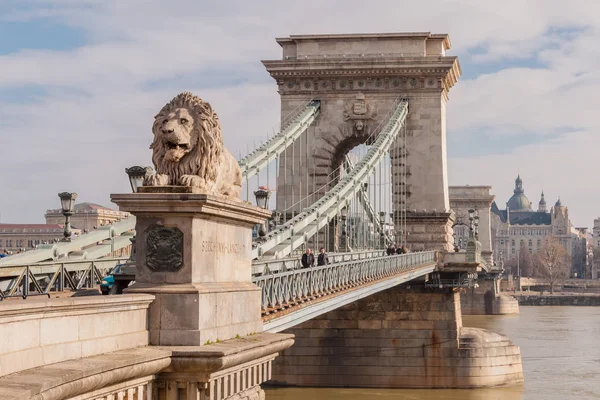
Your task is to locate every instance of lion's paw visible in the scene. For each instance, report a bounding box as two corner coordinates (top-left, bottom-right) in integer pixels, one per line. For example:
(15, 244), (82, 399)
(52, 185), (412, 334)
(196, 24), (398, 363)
(179, 175), (206, 188)
(144, 173), (170, 186)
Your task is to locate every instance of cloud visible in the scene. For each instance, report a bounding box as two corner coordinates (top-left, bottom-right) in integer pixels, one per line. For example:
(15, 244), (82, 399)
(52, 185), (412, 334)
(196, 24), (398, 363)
(1, 0), (600, 229)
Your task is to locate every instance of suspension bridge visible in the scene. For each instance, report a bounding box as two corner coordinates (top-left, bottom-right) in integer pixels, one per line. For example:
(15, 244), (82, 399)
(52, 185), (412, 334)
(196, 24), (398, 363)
(0, 33), (523, 398)
(0, 31), (486, 316)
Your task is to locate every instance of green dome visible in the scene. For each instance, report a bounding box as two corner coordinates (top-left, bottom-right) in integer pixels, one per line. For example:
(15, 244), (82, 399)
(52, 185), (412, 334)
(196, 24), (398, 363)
(508, 193), (532, 211)
(507, 174), (533, 211)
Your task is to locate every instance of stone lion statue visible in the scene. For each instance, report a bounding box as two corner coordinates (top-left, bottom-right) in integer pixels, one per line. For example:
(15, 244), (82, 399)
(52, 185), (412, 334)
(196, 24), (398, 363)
(144, 92), (242, 199)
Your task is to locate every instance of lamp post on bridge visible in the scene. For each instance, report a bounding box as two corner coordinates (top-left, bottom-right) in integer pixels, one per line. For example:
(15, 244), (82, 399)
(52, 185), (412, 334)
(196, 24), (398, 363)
(341, 207), (348, 252)
(254, 187), (271, 237)
(379, 211), (386, 250)
(124, 166), (152, 260)
(58, 192), (77, 242)
(125, 166), (153, 193)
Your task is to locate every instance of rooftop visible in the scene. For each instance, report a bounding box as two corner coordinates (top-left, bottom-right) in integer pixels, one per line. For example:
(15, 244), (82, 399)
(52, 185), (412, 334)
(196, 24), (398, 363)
(0, 224), (64, 234)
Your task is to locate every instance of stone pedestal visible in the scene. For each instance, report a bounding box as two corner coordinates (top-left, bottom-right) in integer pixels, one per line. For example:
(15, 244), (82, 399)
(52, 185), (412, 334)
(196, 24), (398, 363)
(404, 211), (455, 252)
(111, 190), (271, 346)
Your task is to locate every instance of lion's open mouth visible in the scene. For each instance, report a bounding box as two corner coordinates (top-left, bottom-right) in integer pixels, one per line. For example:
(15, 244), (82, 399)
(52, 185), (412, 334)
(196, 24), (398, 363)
(166, 141), (190, 151)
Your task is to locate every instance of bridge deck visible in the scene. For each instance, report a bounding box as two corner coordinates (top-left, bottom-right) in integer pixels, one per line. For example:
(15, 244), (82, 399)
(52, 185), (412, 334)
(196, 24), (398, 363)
(254, 251), (436, 332)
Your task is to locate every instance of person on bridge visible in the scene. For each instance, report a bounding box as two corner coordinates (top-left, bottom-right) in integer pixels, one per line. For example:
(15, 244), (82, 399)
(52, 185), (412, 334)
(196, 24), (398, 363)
(301, 248), (315, 268)
(317, 248), (329, 266)
(387, 245), (396, 256)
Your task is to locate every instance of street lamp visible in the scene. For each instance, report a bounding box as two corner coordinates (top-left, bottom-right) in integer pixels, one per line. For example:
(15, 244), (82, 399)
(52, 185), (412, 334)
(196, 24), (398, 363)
(341, 207), (348, 252)
(125, 166), (152, 193)
(379, 211), (386, 249)
(58, 192), (77, 242)
(253, 188), (271, 210)
(253, 187), (271, 237)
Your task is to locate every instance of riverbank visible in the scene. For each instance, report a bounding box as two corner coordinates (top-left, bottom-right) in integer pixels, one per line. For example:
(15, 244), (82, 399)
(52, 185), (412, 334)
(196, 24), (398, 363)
(513, 292), (600, 306)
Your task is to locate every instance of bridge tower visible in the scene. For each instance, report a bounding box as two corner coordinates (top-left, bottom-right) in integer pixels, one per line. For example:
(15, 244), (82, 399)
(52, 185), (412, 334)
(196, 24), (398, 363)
(263, 33), (461, 251)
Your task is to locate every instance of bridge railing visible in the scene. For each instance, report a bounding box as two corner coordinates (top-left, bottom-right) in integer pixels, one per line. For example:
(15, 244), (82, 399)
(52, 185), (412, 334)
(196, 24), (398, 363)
(253, 250), (435, 314)
(0, 257), (128, 300)
(252, 249), (386, 275)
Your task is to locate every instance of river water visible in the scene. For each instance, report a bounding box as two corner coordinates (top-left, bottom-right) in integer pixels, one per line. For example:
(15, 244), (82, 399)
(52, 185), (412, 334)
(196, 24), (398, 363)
(265, 306), (600, 400)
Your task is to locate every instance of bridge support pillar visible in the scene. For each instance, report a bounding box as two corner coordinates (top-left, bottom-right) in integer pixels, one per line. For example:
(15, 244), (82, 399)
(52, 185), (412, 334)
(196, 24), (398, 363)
(270, 285), (523, 388)
(461, 279), (520, 315)
(404, 210), (455, 252)
(112, 190), (295, 399)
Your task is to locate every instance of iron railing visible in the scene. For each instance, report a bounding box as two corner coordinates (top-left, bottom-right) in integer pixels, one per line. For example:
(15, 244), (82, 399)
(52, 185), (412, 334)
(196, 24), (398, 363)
(252, 249), (386, 275)
(0, 257), (128, 300)
(253, 250), (435, 314)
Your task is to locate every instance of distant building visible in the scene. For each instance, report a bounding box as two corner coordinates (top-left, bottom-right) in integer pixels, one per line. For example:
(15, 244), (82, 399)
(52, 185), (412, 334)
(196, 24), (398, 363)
(45, 202), (130, 232)
(0, 224), (82, 254)
(571, 227), (589, 279)
(592, 218), (600, 279)
(490, 175), (577, 276)
(0, 202), (130, 255)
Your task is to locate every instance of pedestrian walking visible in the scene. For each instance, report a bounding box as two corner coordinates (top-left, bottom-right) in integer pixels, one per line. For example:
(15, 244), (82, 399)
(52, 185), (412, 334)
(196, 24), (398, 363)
(317, 248), (329, 266)
(387, 245), (396, 256)
(301, 248), (315, 268)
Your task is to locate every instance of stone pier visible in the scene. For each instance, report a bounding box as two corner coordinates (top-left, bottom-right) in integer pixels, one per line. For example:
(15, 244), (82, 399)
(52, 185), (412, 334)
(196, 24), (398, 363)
(271, 286), (523, 388)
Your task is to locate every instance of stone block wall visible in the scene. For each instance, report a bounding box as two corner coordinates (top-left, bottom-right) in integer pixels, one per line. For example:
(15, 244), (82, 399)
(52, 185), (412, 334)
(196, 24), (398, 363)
(270, 286), (523, 388)
(0, 294), (153, 377)
(461, 292), (520, 315)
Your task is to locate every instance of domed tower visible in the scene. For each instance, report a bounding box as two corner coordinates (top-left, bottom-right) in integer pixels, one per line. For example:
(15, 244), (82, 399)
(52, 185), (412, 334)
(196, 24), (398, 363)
(538, 191), (547, 213)
(507, 174), (532, 211)
(555, 197), (562, 207)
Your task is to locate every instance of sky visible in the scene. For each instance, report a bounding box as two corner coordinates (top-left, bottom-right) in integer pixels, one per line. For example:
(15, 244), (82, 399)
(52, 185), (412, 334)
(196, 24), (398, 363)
(0, 0), (598, 228)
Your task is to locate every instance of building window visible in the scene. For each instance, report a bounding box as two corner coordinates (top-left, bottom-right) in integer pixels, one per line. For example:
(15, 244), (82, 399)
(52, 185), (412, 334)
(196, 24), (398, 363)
(500, 240), (504, 245)
(511, 240), (515, 246)
(512, 248), (516, 254)
(528, 240), (532, 246)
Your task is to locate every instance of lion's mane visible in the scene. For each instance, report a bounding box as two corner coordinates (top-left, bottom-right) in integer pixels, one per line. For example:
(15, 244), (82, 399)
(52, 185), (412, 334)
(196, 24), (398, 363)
(150, 92), (223, 185)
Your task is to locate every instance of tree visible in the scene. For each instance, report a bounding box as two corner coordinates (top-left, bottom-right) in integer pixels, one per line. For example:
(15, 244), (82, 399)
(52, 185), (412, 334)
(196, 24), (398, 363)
(534, 237), (569, 294)
(504, 243), (535, 277)
(518, 242), (535, 277)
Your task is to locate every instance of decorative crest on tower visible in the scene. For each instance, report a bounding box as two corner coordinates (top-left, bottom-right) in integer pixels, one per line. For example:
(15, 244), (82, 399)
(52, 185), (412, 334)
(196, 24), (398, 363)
(343, 93), (377, 133)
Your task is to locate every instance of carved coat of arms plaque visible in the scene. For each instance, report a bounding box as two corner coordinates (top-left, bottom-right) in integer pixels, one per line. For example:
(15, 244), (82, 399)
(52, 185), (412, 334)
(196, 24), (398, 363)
(146, 226), (184, 272)
(342, 93), (378, 135)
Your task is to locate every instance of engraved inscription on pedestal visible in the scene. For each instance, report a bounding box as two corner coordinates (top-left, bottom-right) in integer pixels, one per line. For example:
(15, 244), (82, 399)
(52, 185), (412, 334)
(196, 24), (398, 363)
(146, 226), (184, 272)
